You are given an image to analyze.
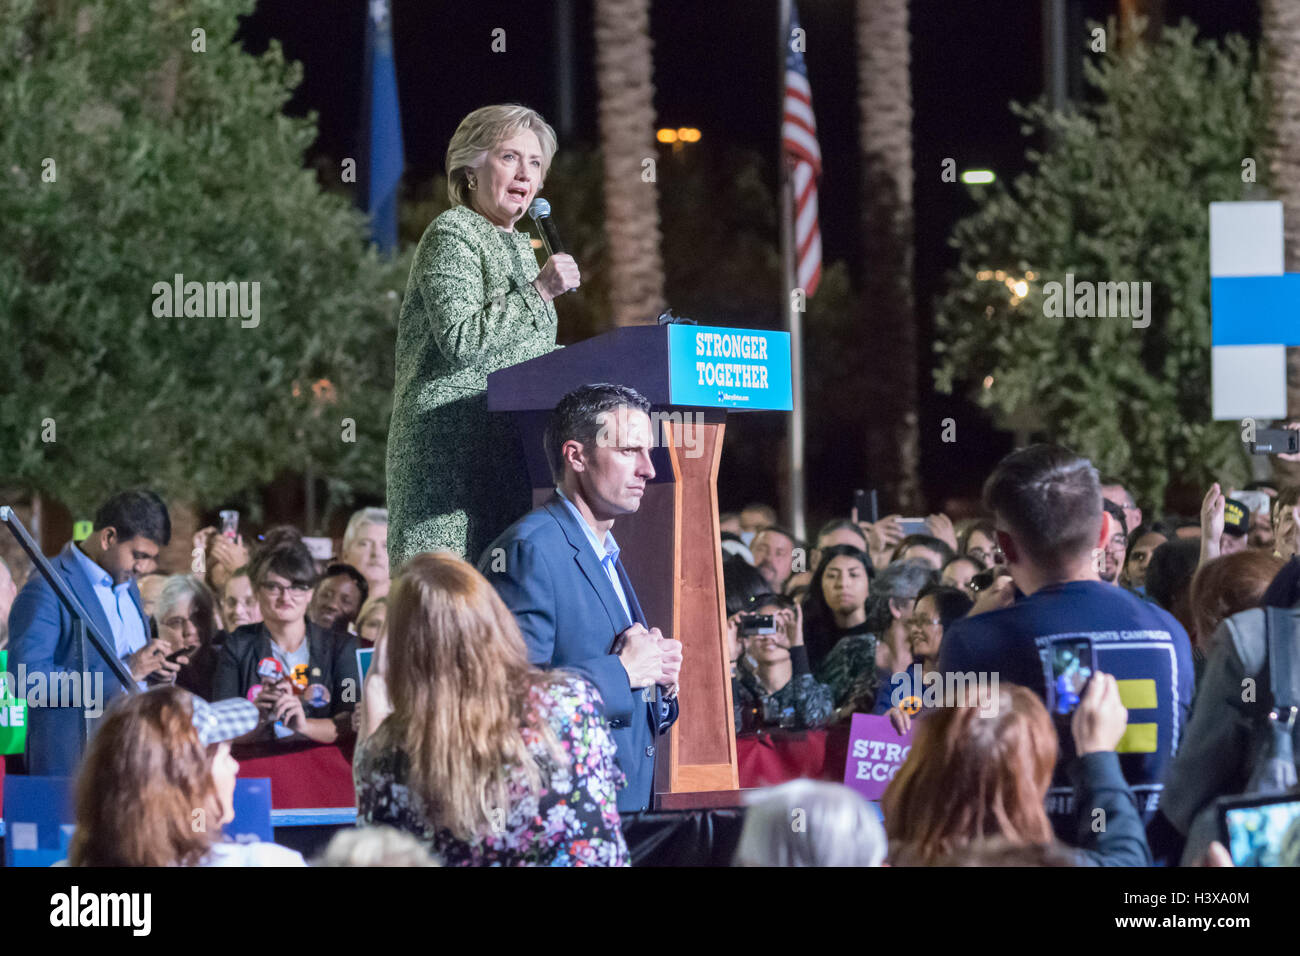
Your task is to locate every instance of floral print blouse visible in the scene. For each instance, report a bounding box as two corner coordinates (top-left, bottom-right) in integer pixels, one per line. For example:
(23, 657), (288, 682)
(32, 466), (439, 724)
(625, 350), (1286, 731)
(354, 675), (629, 866)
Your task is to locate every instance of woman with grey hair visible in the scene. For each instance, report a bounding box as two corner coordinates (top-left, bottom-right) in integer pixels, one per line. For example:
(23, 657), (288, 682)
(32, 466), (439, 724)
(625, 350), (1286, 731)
(152, 574), (220, 699)
(387, 104), (581, 566)
(733, 780), (886, 867)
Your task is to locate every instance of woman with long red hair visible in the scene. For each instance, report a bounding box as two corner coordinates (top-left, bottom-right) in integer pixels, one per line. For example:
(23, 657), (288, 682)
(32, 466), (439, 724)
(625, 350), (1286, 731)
(68, 686), (305, 866)
(881, 678), (1150, 866)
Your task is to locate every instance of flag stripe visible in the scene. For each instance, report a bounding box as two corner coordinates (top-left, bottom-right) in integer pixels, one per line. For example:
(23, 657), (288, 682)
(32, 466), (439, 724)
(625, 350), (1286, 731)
(782, 2), (822, 297)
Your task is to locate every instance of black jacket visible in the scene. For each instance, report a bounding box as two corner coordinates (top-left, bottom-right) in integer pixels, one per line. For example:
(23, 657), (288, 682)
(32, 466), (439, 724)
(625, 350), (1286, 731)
(212, 620), (359, 719)
(1069, 751), (1153, 866)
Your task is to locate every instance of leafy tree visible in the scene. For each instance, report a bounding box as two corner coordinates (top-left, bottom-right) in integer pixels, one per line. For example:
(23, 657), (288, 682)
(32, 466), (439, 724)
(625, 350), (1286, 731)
(0, 0), (408, 520)
(934, 21), (1265, 511)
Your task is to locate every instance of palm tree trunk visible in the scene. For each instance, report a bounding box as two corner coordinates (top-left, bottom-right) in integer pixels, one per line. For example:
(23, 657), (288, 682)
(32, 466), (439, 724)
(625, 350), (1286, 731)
(593, 0), (665, 327)
(1261, 0), (1300, 487)
(857, 0), (921, 511)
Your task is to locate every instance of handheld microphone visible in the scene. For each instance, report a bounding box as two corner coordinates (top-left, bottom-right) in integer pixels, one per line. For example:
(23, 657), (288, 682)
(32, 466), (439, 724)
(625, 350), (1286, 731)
(528, 198), (566, 257)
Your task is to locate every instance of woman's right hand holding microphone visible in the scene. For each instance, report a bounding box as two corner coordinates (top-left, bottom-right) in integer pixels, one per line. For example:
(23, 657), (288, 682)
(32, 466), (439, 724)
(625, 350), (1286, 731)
(532, 254), (581, 302)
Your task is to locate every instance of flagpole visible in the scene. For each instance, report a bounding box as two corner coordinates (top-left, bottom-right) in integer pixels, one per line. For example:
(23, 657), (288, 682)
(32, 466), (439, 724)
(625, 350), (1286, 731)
(779, 0), (807, 543)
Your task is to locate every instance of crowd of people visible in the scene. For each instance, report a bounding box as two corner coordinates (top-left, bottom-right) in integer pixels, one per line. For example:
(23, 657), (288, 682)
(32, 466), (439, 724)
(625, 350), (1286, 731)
(716, 433), (1300, 866)
(8, 390), (1300, 866)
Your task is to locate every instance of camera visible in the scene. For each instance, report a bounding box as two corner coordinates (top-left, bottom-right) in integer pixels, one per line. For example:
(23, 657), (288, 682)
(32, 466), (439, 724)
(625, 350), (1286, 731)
(737, 613), (776, 636)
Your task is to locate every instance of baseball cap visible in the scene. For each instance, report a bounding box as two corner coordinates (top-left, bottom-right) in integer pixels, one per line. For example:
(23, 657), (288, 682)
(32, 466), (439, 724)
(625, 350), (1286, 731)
(1222, 497), (1250, 537)
(1233, 489), (1272, 517)
(190, 695), (259, 746)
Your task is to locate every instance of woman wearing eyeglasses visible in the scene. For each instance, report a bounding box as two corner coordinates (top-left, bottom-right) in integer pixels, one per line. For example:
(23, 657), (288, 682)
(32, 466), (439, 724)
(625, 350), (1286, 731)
(883, 584), (974, 732)
(212, 531), (359, 744)
(151, 574), (220, 700)
(958, 520), (999, 570)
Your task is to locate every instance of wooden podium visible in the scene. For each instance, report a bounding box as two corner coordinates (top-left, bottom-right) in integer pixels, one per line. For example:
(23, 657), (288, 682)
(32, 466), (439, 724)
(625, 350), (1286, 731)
(487, 323), (792, 809)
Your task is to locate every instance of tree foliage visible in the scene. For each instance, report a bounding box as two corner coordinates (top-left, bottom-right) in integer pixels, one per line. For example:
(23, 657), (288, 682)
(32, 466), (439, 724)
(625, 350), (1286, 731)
(0, 0), (409, 518)
(934, 21), (1265, 510)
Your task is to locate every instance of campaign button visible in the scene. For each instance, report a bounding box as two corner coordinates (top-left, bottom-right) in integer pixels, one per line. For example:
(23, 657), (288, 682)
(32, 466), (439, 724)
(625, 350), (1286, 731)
(305, 683), (331, 708)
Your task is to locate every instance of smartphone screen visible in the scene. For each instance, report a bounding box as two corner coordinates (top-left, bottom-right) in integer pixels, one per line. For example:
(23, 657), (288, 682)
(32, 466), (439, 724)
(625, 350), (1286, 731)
(1223, 796), (1300, 866)
(852, 489), (878, 523)
(898, 517), (928, 537)
(1045, 637), (1094, 716)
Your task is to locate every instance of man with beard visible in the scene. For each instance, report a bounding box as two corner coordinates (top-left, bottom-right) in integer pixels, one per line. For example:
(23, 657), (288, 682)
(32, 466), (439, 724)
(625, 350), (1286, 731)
(751, 526), (801, 594)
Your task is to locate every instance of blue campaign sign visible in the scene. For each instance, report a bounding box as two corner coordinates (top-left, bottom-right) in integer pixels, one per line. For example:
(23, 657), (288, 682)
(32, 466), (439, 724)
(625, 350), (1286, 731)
(226, 777), (274, 844)
(1211, 274), (1300, 346)
(4, 775), (74, 867)
(667, 325), (793, 410)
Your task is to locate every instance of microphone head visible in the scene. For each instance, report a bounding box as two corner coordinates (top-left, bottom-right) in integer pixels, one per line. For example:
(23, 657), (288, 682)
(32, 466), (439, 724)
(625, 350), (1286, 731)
(528, 198), (551, 221)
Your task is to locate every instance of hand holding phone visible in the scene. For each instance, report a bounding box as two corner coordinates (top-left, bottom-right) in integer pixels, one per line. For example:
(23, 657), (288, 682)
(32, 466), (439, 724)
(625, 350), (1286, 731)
(1220, 793), (1300, 866)
(852, 489), (879, 524)
(897, 517), (929, 538)
(1070, 671), (1126, 754)
(165, 642), (195, 665)
(1248, 425), (1300, 456)
(968, 574), (1015, 615)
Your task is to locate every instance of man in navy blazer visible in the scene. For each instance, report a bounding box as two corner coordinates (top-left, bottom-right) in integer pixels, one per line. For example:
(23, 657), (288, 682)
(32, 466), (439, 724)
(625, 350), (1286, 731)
(481, 384), (682, 813)
(8, 490), (179, 775)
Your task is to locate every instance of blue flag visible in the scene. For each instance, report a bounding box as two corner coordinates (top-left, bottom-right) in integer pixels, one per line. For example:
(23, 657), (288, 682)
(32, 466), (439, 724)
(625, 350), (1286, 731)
(362, 0), (404, 253)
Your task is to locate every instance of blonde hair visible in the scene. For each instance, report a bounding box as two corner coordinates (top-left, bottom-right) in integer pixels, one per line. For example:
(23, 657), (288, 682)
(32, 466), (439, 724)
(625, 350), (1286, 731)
(355, 594), (388, 638)
(446, 104), (558, 208)
(316, 825), (440, 867)
(373, 552), (570, 840)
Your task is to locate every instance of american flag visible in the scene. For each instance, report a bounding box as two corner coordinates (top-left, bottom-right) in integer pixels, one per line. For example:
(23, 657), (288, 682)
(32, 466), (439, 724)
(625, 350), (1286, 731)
(782, 2), (822, 297)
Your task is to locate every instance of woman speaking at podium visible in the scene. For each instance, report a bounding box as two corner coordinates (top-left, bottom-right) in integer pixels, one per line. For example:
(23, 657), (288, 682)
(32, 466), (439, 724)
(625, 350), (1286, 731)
(387, 105), (581, 566)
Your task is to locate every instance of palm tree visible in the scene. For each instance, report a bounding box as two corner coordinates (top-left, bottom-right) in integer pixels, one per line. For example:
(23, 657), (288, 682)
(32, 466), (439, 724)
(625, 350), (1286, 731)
(857, 0), (921, 510)
(1261, 0), (1300, 487)
(592, 0), (665, 327)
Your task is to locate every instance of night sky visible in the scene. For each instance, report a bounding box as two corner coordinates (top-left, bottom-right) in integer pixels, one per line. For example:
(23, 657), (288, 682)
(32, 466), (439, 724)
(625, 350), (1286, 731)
(237, 0), (1261, 516)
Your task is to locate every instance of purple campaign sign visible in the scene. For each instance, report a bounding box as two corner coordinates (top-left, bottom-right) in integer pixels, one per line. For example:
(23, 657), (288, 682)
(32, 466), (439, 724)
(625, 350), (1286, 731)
(843, 713), (914, 801)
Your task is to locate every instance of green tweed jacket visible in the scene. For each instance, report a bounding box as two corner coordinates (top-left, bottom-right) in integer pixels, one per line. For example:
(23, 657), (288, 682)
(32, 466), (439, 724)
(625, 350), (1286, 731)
(386, 204), (559, 567)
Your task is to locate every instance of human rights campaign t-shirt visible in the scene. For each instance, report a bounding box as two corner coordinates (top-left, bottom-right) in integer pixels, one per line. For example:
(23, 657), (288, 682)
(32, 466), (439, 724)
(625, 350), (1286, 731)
(936, 580), (1194, 834)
